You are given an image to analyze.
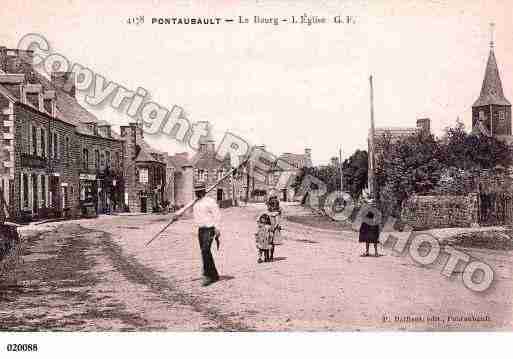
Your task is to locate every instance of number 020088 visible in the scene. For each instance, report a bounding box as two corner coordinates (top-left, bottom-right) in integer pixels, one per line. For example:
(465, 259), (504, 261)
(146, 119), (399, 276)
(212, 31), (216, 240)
(6, 344), (38, 352)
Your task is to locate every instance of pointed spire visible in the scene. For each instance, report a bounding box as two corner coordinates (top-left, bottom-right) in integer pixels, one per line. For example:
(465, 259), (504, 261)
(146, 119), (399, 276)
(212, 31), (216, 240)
(473, 24), (511, 107)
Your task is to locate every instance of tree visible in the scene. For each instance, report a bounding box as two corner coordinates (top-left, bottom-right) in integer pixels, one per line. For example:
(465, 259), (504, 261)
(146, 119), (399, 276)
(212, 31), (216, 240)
(440, 123), (512, 169)
(376, 133), (443, 218)
(342, 150), (368, 200)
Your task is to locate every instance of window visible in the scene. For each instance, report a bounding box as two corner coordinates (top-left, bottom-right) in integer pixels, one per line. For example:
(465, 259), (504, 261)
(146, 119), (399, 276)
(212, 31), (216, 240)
(32, 125), (37, 155)
(499, 111), (506, 121)
(197, 169), (206, 182)
(114, 152), (119, 169)
(106, 151), (111, 169)
(40, 128), (46, 157)
(63, 186), (68, 208)
(95, 149), (100, 169)
(22, 174), (28, 208)
(100, 152), (105, 168)
(479, 110), (485, 122)
(83, 148), (89, 170)
(139, 168), (148, 183)
(65, 137), (70, 162)
(52, 133), (58, 158)
(218, 169), (225, 180)
(41, 175), (46, 207)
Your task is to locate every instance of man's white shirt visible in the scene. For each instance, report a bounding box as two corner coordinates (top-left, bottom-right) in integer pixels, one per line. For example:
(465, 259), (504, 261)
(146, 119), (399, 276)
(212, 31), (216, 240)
(193, 196), (221, 228)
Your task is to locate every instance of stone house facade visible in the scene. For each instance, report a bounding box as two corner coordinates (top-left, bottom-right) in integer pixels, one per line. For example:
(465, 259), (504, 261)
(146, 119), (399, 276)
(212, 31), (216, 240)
(120, 123), (167, 213)
(0, 47), (128, 218)
(0, 46), (191, 219)
(190, 126), (234, 204)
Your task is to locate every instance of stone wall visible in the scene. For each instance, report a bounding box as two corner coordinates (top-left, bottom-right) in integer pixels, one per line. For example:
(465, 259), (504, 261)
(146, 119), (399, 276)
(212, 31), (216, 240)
(401, 194), (479, 229)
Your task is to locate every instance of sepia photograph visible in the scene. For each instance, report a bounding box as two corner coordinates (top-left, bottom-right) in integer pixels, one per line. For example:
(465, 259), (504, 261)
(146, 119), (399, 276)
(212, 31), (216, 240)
(1, 0), (513, 357)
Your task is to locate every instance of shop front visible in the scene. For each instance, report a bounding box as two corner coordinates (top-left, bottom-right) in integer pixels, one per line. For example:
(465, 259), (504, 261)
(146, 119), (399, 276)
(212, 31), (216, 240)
(138, 190), (154, 213)
(79, 173), (98, 218)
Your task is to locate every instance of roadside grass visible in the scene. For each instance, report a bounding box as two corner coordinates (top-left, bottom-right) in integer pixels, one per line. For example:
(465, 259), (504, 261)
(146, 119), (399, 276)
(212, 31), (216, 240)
(285, 214), (355, 231)
(445, 230), (513, 250)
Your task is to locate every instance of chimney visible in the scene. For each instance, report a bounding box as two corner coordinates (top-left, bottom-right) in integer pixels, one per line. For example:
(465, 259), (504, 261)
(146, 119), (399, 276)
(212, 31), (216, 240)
(416, 118), (430, 137)
(129, 122), (143, 140)
(99, 124), (112, 138)
(51, 71), (76, 97)
(43, 90), (56, 117)
(0, 47), (34, 75)
(84, 121), (98, 135)
(304, 148), (312, 166)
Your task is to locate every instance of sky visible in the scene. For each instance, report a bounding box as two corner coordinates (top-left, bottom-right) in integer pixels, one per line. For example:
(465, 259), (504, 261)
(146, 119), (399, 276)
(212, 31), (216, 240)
(1, 0), (512, 165)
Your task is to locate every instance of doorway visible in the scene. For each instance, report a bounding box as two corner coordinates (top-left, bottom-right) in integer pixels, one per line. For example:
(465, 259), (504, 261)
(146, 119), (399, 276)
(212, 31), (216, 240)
(217, 189), (224, 201)
(140, 196), (147, 213)
(32, 174), (38, 215)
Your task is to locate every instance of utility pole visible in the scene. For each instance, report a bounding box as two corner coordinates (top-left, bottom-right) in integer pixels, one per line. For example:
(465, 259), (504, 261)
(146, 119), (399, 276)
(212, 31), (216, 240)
(368, 75), (376, 201)
(339, 147), (343, 192)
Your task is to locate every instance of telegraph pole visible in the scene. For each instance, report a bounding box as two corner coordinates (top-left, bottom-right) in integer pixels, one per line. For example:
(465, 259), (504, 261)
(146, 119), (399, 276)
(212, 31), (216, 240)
(368, 75), (376, 201)
(339, 147), (343, 192)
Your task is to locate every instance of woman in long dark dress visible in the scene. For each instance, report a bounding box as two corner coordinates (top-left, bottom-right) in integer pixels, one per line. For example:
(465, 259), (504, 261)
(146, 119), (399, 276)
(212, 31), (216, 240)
(359, 212), (380, 257)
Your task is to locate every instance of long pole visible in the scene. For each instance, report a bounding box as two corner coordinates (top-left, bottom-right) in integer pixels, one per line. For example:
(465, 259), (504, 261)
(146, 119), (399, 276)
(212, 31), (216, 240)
(368, 75), (376, 201)
(146, 159), (248, 246)
(339, 147), (343, 192)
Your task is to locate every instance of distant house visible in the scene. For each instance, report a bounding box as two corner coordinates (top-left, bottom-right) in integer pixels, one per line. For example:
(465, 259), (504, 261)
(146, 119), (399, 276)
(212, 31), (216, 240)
(238, 147), (312, 202)
(190, 124), (234, 204)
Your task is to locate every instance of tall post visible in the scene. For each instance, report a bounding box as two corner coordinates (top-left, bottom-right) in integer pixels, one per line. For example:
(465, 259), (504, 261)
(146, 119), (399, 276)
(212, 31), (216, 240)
(368, 75), (376, 201)
(339, 147), (343, 192)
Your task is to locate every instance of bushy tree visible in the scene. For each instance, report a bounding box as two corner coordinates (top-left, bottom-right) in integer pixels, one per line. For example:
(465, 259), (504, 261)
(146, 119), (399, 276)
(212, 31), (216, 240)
(376, 133), (443, 218)
(293, 150), (368, 201)
(440, 122), (511, 169)
(342, 150), (368, 200)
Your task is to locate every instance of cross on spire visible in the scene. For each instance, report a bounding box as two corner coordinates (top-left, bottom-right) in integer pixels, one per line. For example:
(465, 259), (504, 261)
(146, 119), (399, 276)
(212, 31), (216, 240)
(489, 22), (495, 49)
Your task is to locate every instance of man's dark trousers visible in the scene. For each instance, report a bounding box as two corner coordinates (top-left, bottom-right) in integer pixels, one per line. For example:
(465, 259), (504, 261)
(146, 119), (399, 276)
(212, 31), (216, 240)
(198, 227), (219, 280)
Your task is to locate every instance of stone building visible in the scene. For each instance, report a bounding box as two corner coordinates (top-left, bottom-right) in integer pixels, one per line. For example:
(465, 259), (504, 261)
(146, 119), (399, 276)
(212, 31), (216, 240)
(166, 152), (193, 208)
(190, 125), (234, 205)
(268, 148), (313, 202)
(371, 118), (431, 166)
(238, 147), (312, 202)
(471, 42), (511, 138)
(120, 123), (167, 213)
(0, 47), (125, 219)
(0, 46), (184, 219)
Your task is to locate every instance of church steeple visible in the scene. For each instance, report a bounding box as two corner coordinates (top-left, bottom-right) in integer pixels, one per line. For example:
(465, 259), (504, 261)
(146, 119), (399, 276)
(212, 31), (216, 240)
(472, 23), (511, 137)
(473, 50), (511, 107)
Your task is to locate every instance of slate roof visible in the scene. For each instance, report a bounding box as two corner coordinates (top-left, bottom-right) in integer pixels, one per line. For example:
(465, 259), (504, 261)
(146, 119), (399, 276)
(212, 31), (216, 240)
(167, 152), (190, 170)
(135, 137), (165, 164)
(0, 58), (123, 140)
(134, 147), (159, 163)
(473, 49), (511, 107)
(193, 151), (230, 170)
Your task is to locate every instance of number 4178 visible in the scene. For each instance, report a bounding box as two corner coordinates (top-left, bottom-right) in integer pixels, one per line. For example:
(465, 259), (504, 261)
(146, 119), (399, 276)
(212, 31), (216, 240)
(127, 16), (145, 25)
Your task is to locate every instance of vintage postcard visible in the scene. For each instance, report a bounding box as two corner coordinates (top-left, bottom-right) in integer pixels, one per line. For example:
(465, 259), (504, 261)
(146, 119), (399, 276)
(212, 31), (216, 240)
(1, 0), (513, 350)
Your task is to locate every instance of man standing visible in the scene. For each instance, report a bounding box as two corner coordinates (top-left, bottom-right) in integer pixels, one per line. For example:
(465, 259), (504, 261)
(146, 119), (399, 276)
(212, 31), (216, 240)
(193, 189), (221, 286)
